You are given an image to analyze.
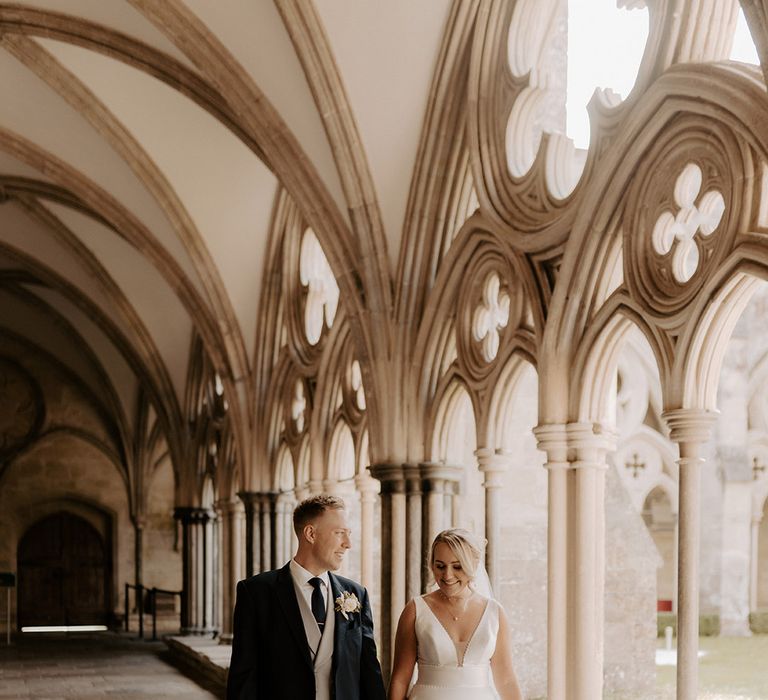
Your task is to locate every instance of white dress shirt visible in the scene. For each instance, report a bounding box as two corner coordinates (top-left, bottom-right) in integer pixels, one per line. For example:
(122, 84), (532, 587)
(290, 558), (330, 626)
(289, 559), (336, 700)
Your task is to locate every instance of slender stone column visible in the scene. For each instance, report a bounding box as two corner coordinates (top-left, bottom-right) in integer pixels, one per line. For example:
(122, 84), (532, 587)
(449, 476), (462, 527)
(533, 424), (568, 700)
(284, 492), (297, 562)
(475, 448), (512, 593)
(419, 462), (462, 588)
(238, 492), (262, 576)
(216, 499), (244, 643)
(663, 409), (716, 700)
(274, 493), (296, 567)
(673, 513), (680, 614)
(174, 507), (217, 635)
(369, 463), (406, 679)
(260, 493), (275, 571)
(566, 423), (614, 700)
(355, 473), (379, 592)
(750, 514), (762, 612)
(403, 464), (422, 601)
(132, 515), (145, 588)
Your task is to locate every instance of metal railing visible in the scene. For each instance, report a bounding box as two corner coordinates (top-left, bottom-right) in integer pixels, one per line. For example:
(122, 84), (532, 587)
(124, 583), (183, 640)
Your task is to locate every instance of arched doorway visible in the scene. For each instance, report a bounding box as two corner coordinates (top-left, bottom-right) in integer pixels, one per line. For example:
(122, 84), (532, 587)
(17, 511), (110, 628)
(642, 487), (676, 612)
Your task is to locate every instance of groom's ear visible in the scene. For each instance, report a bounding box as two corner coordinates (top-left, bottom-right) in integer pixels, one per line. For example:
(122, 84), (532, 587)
(303, 523), (316, 544)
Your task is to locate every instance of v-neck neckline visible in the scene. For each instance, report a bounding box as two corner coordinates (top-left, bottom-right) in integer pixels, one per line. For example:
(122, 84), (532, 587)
(421, 594), (490, 667)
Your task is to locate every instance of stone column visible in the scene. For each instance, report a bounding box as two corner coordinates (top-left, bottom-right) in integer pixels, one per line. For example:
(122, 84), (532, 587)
(404, 464), (422, 601)
(260, 492), (275, 571)
(355, 473), (379, 592)
(132, 515), (145, 588)
(419, 462), (463, 588)
(369, 463), (407, 679)
(750, 514), (763, 612)
(284, 492), (297, 562)
(216, 498), (244, 643)
(274, 492), (296, 567)
(238, 491), (262, 576)
(174, 507), (217, 635)
(663, 408), (716, 700)
(566, 422), (614, 700)
(673, 513), (680, 614)
(475, 448), (512, 594)
(533, 423), (568, 700)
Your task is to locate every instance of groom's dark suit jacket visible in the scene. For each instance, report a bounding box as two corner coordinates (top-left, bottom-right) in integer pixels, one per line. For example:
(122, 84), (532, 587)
(226, 563), (386, 700)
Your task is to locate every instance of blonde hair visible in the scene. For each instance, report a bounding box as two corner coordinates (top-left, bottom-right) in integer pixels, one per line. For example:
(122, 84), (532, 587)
(429, 528), (485, 581)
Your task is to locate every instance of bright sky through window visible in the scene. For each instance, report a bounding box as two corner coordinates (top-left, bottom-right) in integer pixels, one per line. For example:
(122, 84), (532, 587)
(567, 0), (648, 150)
(731, 9), (759, 64)
(567, 4), (759, 151)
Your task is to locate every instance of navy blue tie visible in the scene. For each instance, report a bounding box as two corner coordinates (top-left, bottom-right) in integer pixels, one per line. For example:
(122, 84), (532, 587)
(309, 577), (326, 631)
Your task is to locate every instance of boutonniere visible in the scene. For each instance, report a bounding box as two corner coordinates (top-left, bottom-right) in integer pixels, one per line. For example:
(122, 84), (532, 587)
(334, 590), (362, 619)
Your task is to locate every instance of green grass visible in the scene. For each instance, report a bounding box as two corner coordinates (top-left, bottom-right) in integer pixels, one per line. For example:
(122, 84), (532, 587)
(655, 636), (768, 699)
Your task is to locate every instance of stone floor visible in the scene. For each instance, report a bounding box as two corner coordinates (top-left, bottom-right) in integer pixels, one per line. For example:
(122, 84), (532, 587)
(0, 632), (223, 699)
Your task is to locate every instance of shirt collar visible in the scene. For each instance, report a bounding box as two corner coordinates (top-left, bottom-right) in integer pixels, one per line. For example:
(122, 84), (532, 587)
(290, 558), (330, 589)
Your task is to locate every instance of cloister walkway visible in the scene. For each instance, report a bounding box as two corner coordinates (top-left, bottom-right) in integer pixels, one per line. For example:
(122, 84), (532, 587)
(0, 633), (222, 699)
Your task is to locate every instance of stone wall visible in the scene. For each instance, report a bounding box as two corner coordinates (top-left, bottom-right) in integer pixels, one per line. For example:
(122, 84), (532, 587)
(144, 456), (183, 594)
(0, 340), (180, 635)
(603, 463), (658, 698)
(759, 505), (768, 608)
(699, 439), (724, 615)
(498, 367), (547, 699)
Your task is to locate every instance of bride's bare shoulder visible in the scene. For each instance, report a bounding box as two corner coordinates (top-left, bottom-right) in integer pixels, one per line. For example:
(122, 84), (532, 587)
(395, 598), (417, 629)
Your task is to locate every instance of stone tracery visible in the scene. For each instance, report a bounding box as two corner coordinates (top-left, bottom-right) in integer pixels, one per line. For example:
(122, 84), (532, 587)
(651, 163), (726, 283)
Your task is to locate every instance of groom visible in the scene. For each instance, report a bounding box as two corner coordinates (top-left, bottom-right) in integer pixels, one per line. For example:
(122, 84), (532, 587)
(226, 495), (386, 699)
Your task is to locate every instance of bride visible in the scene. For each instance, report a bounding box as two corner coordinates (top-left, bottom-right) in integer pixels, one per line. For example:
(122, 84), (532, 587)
(388, 529), (522, 700)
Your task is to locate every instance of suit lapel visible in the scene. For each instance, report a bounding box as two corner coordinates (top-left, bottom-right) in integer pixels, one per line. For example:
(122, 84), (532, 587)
(329, 573), (347, 664)
(275, 563), (313, 669)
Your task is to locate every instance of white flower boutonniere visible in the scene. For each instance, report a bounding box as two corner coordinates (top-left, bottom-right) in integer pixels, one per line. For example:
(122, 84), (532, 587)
(334, 590), (362, 619)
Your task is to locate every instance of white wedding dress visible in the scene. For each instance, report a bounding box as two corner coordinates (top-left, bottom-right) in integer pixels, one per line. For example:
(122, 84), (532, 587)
(408, 594), (500, 699)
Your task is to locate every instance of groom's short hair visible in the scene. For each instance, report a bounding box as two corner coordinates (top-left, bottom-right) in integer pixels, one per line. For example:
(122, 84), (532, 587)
(293, 494), (346, 536)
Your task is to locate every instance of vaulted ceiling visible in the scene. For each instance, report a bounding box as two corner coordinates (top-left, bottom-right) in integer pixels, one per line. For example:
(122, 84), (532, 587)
(0, 0), (452, 477)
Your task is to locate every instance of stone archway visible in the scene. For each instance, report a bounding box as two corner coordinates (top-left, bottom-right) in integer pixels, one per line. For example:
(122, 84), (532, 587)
(17, 511), (110, 628)
(642, 487), (676, 612)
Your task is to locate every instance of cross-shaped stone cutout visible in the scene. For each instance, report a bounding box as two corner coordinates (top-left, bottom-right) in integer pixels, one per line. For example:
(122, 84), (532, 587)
(753, 456), (766, 481)
(472, 273), (510, 362)
(651, 163), (725, 283)
(625, 452), (645, 479)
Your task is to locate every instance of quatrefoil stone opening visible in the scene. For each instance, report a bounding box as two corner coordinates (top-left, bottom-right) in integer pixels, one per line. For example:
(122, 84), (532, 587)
(651, 163), (725, 283)
(472, 273), (510, 363)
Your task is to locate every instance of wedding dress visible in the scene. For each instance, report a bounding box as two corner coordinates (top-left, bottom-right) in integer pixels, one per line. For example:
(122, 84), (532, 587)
(408, 595), (500, 699)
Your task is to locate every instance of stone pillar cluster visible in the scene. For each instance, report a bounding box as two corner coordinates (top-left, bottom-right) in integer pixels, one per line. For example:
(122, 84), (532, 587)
(475, 448), (512, 593)
(215, 498), (244, 642)
(369, 462), (464, 675)
(174, 507), (217, 635)
(534, 422), (616, 700)
(355, 473), (379, 591)
(238, 490), (292, 577)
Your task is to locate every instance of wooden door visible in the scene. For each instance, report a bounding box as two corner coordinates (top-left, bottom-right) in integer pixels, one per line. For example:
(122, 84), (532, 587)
(17, 512), (109, 628)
